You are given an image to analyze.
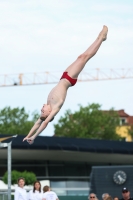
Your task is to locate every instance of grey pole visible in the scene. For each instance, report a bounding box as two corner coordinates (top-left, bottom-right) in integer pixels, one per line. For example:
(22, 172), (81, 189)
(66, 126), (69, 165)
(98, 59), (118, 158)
(8, 142), (12, 200)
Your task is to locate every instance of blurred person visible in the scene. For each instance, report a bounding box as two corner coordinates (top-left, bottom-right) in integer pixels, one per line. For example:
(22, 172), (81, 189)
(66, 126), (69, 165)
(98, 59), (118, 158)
(88, 193), (98, 200)
(42, 185), (59, 200)
(106, 196), (113, 200)
(23, 25), (108, 145)
(114, 197), (119, 200)
(28, 180), (43, 200)
(120, 187), (133, 200)
(14, 177), (27, 200)
(102, 193), (110, 200)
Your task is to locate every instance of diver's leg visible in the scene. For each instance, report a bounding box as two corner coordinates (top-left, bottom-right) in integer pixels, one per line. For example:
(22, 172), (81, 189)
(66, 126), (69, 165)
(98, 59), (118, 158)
(65, 25), (108, 78)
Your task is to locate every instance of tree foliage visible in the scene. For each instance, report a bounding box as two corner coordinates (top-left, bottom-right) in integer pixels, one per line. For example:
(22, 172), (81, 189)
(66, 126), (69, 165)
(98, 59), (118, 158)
(3, 170), (36, 185)
(0, 106), (39, 135)
(54, 103), (121, 140)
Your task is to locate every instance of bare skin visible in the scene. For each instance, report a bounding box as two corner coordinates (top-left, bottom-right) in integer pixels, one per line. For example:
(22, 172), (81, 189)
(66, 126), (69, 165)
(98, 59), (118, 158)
(18, 179), (25, 188)
(23, 25), (108, 144)
(89, 193), (98, 200)
(122, 191), (131, 200)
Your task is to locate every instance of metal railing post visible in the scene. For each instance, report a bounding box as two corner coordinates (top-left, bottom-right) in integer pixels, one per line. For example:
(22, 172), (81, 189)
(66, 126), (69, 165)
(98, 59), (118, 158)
(7, 142), (12, 200)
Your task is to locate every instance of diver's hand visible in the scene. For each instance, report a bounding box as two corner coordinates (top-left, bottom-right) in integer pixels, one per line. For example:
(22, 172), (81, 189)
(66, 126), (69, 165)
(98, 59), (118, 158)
(26, 136), (35, 145)
(23, 136), (29, 142)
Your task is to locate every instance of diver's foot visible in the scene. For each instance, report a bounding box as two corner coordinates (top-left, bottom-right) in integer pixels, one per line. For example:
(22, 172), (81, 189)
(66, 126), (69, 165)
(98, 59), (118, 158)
(98, 25), (108, 41)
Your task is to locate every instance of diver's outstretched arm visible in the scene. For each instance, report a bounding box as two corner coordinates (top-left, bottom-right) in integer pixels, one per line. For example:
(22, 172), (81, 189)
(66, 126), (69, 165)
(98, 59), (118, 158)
(26, 108), (59, 144)
(23, 118), (43, 141)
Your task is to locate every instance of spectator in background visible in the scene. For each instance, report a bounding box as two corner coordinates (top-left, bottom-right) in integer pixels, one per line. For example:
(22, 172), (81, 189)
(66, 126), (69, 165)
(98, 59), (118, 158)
(28, 180), (43, 200)
(120, 187), (133, 200)
(14, 177), (27, 200)
(114, 197), (119, 200)
(102, 193), (110, 200)
(88, 193), (99, 200)
(42, 185), (59, 200)
(106, 196), (113, 200)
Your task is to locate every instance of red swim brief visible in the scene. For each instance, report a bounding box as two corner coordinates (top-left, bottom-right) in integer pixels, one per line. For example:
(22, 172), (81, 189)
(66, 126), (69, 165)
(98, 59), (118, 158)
(60, 72), (77, 86)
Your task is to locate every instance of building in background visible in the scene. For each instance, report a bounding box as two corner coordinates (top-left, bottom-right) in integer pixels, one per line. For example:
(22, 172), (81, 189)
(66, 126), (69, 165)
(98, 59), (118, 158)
(90, 166), (133, 199)
(103, 109), (133, 141)
(1, 135), (133, 200)
(115, 109), (133, 141)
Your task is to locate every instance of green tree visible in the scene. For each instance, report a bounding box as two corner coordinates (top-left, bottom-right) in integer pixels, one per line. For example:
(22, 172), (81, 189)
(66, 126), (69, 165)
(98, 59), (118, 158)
(0, 106), (39, 135)
(3, 170), (36, 185)
(54, 103), (122, 140)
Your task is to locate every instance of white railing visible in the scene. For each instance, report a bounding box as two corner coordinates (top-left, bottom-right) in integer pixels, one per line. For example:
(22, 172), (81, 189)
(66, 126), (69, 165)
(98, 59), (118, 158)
(0, 192), (8, 200)
(0, 188), (89, 198)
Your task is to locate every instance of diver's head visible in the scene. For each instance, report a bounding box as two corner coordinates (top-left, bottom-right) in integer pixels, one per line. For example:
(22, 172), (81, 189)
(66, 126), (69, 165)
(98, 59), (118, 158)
(40, 104), (51, 120)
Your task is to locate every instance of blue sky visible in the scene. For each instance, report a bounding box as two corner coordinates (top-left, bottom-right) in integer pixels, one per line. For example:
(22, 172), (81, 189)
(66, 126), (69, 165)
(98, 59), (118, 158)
(0, 0), (133, 136)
